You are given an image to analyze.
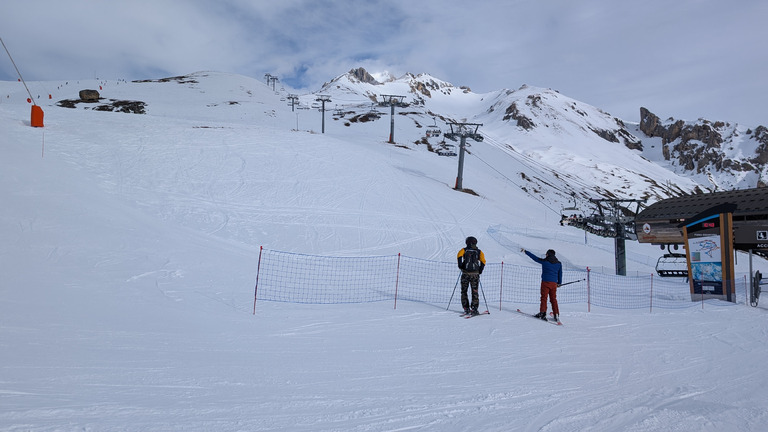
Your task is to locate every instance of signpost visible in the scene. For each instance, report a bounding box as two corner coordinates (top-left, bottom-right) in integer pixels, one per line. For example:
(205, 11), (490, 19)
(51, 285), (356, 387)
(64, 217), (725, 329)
(683, 206), (736, 303)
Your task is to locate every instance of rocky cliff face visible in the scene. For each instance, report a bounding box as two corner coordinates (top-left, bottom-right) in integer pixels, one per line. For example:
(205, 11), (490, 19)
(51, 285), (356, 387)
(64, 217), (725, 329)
(348, 67), (380, 85)
(639, 107), (768, 188)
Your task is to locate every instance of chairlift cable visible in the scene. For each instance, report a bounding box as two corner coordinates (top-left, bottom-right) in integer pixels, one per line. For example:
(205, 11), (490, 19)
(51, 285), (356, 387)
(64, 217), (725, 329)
(480, 132), (596, 194)
(471, 132), (601, 216)
(468, 151), (561, 216)
(1, 37), (36, 105)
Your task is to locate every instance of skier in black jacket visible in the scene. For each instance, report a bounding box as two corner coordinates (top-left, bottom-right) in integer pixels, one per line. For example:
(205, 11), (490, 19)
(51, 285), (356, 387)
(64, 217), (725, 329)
(457, 236), (486, 315)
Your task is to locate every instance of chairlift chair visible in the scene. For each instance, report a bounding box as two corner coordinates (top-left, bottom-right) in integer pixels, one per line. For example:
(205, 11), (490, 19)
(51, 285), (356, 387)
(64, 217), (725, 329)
(437, 143), (457, 156)
(655, 245), (688, 278)
(559, 207), (583, 227)
(366, 104), (382, 119)
(426, 118), (442, 136)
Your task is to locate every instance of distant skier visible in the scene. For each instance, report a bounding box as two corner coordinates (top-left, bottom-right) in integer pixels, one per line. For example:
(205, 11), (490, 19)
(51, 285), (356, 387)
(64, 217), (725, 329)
(522, 248), (563, 322)
(457, 236), (486, 315)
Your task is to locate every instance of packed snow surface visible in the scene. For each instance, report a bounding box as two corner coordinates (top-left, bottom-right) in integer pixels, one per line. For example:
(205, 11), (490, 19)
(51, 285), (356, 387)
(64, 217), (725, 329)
(2, 72), (768, 431)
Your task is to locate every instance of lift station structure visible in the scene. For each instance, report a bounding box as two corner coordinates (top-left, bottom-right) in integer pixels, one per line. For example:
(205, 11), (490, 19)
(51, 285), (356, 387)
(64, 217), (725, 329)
(562, 187), (768, 304)
(560, 198), (646, 276)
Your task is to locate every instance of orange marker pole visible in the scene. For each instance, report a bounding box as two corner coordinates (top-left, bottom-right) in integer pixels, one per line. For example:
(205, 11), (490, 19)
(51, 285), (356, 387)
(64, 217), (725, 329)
(1, 37), (44, 127)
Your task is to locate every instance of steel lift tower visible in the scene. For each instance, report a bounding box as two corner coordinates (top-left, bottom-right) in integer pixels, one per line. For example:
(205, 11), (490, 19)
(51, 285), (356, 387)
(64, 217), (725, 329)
(268, 76), (279, 91)
(315, 95), (332, 133)
(444, 122), (483, 190)
(287, 94), (299, 112)
(379, 95), (407, 143)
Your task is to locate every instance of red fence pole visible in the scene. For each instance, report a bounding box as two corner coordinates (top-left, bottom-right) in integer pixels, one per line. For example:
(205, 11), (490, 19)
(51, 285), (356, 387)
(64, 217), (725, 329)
(253, 246), (263, 315)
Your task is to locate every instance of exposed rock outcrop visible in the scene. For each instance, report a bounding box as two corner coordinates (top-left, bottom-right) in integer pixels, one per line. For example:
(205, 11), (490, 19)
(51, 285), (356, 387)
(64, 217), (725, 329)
(639, 107), (684, 144)
(639, 107), (725, 171)
(348, 67), (380, 85)
(637, 107), (768, 187)
(640, 107), (724, 148)
(57, 98), (146, 114)
(78, 89), (100, 101)
(503, 102), (535, 130)
(751, 126), (768, 165)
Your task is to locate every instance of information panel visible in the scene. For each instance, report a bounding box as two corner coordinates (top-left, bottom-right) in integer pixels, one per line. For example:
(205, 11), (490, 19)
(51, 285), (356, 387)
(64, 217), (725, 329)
(683, 213), (735, 302)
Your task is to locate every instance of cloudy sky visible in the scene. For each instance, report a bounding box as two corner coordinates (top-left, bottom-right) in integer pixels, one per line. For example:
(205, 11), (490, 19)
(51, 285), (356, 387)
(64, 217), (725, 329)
(2, 0), (766, 125)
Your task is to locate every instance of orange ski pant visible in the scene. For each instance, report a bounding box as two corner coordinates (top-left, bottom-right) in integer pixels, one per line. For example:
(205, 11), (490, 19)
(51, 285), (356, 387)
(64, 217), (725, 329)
(539, 281), (560, 315)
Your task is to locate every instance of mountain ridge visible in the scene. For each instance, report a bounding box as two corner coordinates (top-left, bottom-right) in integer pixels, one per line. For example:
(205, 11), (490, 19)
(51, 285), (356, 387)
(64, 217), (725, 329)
(16, 67), (763, 213)
(320, 67), (765, 196)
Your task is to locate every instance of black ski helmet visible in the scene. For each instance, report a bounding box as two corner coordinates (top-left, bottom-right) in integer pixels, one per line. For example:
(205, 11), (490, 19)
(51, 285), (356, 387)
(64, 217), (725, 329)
(546, 249), (556, 257)
(465, 236), (478, 246)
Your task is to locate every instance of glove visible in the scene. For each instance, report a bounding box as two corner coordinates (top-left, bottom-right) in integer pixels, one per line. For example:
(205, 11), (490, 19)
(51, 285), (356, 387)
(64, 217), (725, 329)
(520, 248), (525, 253)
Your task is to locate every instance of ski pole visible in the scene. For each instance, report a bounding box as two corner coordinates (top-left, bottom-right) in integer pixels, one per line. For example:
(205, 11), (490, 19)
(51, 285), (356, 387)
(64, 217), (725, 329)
(558, 278), (586, 287)
(479, 279), (490, 313)
(446, 272), (462, 310)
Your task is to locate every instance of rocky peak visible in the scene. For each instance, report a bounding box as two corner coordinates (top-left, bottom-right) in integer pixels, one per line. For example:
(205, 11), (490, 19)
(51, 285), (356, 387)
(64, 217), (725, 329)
(639, 107), (724, 148)
(639, 107), (685, 144)
(348, 67), (380, 85)
(637, 107), (768, 187)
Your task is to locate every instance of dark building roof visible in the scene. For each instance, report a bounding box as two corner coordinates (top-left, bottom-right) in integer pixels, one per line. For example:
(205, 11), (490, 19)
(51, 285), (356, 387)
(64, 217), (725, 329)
(637, 187), (768, 222)
(636, 187), (768, 252)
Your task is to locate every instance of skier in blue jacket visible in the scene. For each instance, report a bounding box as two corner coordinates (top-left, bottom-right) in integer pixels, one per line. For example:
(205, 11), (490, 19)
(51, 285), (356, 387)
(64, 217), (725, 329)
(522, 248), (562, 322)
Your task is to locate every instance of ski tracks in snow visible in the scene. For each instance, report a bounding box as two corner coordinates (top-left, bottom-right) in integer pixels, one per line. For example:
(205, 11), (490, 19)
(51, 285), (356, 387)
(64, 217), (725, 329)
(42, 111), (487, 259)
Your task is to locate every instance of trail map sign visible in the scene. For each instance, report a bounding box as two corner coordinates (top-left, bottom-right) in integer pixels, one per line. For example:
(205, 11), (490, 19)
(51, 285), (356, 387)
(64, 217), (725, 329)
(683, 212), (736, 302)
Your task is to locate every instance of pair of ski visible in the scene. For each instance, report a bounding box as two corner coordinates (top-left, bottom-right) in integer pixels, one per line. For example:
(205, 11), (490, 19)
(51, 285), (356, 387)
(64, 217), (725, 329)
(515, 309), (563, 326)
(460, 310), (490, 319)
(458, 309), (563, 325)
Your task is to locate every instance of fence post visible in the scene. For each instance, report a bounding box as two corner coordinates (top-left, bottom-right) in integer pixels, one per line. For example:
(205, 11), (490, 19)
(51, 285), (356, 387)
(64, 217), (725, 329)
(650, 273), (654, 314)
(744, 274), (748, 306)
(394, 253), (401, 309)
(499, 261), (504, 311)
(252, 246), (264, 315)
(587, 267), (591, 312)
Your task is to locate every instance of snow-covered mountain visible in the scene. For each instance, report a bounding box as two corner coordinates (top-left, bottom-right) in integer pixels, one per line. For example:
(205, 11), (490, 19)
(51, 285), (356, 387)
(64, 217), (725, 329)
(316, 68), (732, 205)
(0, 68), (761, 260)
(4, 70), (768, 431)
(320, 67), (768, 200)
